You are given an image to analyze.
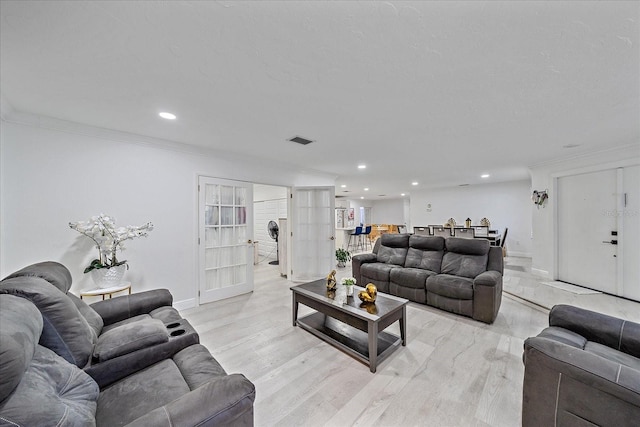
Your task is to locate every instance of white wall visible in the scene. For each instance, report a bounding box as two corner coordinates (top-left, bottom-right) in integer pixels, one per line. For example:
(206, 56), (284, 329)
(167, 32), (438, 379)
(370, 198), (405, 225)
(410, 180), (533, 257)
(253, 184), (288, 261)
(529, 144), (640, 278)
(0, 115), (335, 308)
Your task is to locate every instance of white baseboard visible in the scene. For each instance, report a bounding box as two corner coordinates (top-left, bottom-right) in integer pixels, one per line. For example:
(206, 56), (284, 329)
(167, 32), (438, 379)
(173, 298), (197, 311)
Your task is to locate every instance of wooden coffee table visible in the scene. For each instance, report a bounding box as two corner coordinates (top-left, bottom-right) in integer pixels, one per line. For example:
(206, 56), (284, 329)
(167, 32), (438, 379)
(291, 279), (408, 373)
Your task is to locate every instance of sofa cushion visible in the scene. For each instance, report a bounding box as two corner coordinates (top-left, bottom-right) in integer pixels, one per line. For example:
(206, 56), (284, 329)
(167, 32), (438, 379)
(93, 318), (169, 362)
(68, 293), (104, 339)
(404, 235), (445, 272)
(441, 238), (490, 279)
(97, 358), (192, 426)
(101, 313), (152, 333)
(3, 260), (73, 293)
(585, 341), (640, 371)
(0, 345), (99, 426)
(426, 274), (474, 300)
(361, 263), (399, 281)
(0, 295), (43, 404)
(390, 267), (434, 290)
(376, 234), (409, 265)
(0, 276), (95, 367)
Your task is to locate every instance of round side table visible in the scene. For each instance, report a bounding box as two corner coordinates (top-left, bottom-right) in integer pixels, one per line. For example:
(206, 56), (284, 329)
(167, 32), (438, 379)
(80, 282), (131, 300)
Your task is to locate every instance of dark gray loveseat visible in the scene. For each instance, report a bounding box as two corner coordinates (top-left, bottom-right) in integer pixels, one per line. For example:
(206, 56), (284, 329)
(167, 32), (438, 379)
(0, 294), (256, 426)
(523, 305), (640, 426)
(352, 234), (503, 323)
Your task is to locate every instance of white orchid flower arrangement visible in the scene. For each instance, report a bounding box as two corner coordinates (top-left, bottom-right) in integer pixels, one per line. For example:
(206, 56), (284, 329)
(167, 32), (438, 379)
(69, 214), (153, 273)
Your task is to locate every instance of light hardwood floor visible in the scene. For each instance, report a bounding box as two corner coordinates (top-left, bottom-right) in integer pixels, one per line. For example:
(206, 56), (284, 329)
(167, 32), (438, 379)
(180, 257), (640, 426)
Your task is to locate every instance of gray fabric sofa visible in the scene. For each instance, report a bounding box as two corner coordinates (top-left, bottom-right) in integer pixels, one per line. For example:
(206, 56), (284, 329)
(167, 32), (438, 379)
(0, 261), (199, 388)
(523, 305), (640, 427)
(0, 294), (256, 426)
(352, 234), (503, 323)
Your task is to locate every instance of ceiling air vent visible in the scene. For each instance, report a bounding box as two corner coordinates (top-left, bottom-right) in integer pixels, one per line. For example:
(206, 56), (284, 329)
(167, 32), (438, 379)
(288, 136), (314, 145)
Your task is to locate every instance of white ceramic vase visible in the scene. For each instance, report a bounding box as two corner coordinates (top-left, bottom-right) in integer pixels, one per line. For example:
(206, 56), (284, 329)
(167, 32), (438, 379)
(91, 264), (127, 288)
(346, 284), (354, 296)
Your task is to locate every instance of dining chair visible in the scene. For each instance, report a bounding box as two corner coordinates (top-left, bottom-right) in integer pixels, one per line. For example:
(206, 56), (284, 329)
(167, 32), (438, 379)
(413, 227), (430, 236)
(432, 227), (452, 238)
(397, 225), (407, 234)
(454, 228), (475, 239)
(500, 227), (508, 256)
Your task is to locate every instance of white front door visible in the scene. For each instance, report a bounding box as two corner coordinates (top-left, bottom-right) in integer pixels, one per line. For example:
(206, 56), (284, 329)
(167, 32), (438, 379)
(290, 186), (335, 282)
(622, 165), (640, 300)
(198, 176), (254, 304)
(557, 166), (639, 299)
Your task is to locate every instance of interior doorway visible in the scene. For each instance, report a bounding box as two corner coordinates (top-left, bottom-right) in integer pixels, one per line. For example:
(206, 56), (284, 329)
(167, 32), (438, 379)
(253, 184), (288, 275)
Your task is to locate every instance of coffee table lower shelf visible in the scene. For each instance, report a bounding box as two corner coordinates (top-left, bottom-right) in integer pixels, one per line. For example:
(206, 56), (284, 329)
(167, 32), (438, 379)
(297, 311), (402, 372)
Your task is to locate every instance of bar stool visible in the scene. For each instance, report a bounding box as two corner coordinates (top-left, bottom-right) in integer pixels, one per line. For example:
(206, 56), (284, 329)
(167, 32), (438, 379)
(348, 226), (363, 251)
(361, 225), (372, 250)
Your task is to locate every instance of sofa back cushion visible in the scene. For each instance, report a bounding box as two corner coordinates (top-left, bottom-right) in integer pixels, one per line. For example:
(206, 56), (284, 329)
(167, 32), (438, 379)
(3, 261), (104, 337)
(0, 295), (42, 404)
(404, 236), (445, 272)
(376, 234), (410, 265)
(3, 261), (73, 293)
(0, 277), (95, 368)
(441, 237), (490, 278)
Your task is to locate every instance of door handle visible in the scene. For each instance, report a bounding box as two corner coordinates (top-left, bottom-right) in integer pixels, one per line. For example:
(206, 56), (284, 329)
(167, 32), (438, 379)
(602, 240), (618, 245)
(330, 236), (335, 240)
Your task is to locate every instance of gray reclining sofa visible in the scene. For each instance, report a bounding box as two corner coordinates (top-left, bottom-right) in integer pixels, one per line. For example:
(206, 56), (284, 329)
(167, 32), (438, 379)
(0, 293), (256, 426)
(352, 234), (503, 323)
(523, 304), (640, 427)
(0, 261), (200, 387)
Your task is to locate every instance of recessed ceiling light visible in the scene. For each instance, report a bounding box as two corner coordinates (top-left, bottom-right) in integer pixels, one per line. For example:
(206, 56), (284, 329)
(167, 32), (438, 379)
(340, 184), (346, 188)
(159, 112), (176, 120)
(401, 193), (406, 196)
(412, 182), (418, 186)
(481, 174), (490, 178)
(360, 196), (364, 199)
(358, 165), (366, 169)
(364, 188), (369, 191)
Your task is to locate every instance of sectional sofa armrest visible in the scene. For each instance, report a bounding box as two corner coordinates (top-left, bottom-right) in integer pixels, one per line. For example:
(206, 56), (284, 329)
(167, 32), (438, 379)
(523, 336), (640, 427)
(549, 304), (640, 358)
(351, 253), (378, 285)
(124, 373), (256, 427)
(474, 270), (502, 287)
(90, 289), (174, 326)
(472, 271), (502, 324)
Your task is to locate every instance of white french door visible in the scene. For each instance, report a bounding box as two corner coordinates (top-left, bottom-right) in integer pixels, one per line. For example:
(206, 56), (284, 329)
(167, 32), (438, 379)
(290, 186), (335, 282)
(557, 166), (639, 300)
(198, 176), (254, 304)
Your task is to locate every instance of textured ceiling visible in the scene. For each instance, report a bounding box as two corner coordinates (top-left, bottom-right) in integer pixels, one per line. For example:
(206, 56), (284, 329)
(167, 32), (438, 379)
(1, 1), (638, 199)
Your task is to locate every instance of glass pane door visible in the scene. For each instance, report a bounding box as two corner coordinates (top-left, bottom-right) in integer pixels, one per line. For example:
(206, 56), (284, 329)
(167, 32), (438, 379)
(199, 176), (253, 304)
(291, 186), (335, 282)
